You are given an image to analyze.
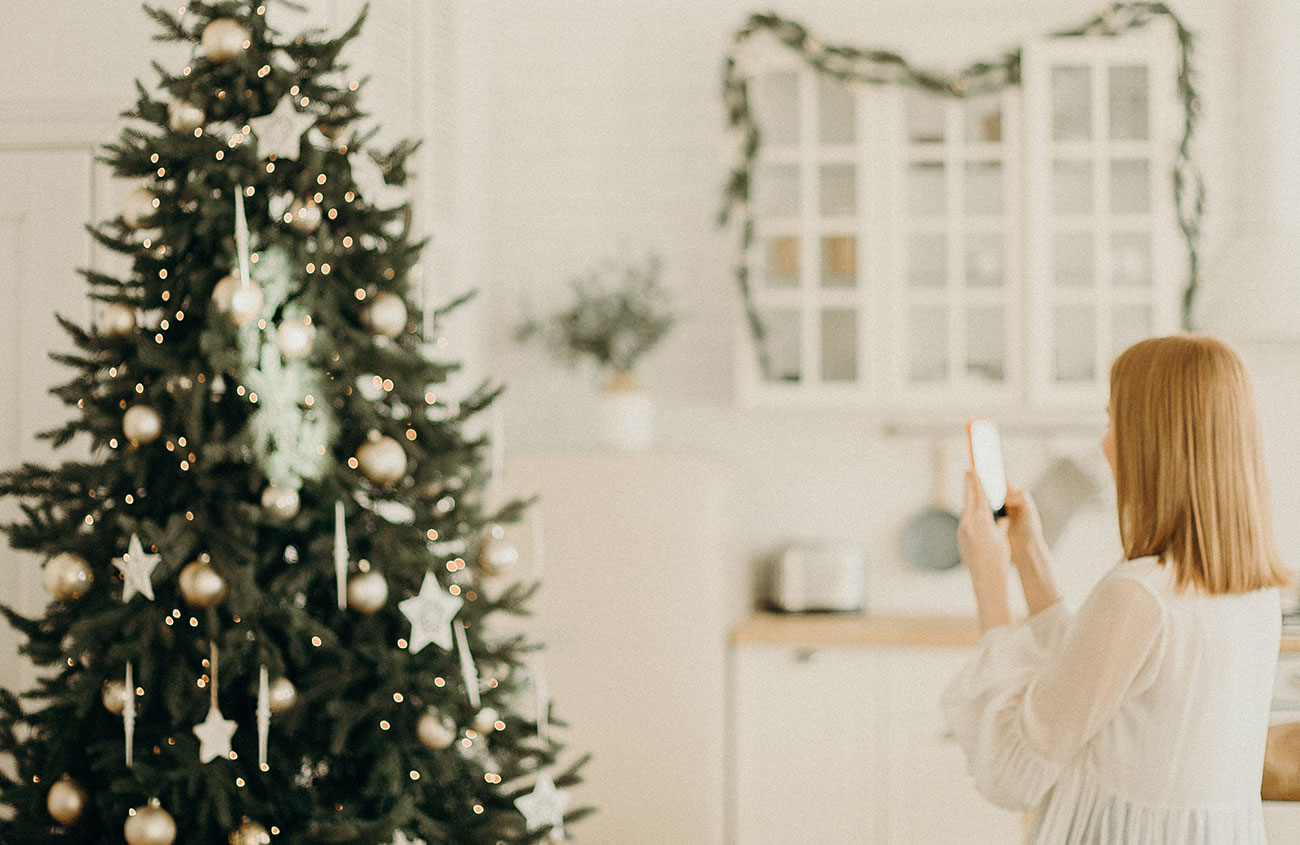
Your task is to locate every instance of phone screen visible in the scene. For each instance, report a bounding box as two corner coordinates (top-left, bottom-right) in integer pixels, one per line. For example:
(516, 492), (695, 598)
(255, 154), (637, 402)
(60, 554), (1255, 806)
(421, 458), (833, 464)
(968, 420), (1008, 518)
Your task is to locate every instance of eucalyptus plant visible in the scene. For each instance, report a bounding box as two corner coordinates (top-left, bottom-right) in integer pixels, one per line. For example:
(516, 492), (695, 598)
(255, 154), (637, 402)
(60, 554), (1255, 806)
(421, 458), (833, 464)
(516, 252), (674, 378)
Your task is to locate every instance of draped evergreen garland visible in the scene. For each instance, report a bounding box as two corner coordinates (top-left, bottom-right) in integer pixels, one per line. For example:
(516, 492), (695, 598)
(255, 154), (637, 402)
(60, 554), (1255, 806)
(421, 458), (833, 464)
(719, 3), (1202, 379)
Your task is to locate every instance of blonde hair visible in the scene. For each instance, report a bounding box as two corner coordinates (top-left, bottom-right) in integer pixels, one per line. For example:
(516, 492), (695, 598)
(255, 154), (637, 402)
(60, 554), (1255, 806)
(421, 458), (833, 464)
(1109, 335), (1290, 593)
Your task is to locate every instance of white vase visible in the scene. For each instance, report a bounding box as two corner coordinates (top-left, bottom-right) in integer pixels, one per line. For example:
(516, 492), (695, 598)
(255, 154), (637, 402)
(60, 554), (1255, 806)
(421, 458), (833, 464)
(596, 371), (654, 451)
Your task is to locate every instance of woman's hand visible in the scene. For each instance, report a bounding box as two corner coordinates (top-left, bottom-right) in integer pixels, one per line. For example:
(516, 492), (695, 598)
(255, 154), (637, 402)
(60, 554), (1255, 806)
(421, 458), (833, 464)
(1004, 484), (1062, 615)
(959, 470), (1011, 630)
(1004, 484), (1048, 569)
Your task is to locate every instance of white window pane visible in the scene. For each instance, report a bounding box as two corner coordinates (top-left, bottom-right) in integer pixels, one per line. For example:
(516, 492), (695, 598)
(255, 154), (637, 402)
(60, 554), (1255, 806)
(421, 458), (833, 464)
(908, 162), (946, 217)
(1111, 231), (1152, 287)
(1051, 65), (1092, 141)
(821, 236), (856, 288)
(758, 71), (800, 146)
(1110, 159), (1151, 214)
(764, 235), (800, 288)
(820, 163), (856, 216)
(964, 161), (1003, 216)
(966, 306), (1006, 383)
(1053, 231), (1094, 287)
(965, 232), (1004, 288)
(1109, 65), (1149, 141)
(907, 91), (946, 144)
(964, 94), (1003, 143)
(1053, 159), (1093, 215)
(1053, 305), (1096, 383)
(757, 163), (800, 218)
(821, 309), (858, 382)
(908, 306), (949, 383)
(907, 233), (947, 289)
(762, 308), (802, 382)
(818, 76), (856, 144)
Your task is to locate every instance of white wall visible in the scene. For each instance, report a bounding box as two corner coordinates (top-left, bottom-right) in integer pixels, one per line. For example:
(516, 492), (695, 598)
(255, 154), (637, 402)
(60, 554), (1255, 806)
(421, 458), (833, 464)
(460, 0), (1284, 614)
(0, 0), (1293, 640)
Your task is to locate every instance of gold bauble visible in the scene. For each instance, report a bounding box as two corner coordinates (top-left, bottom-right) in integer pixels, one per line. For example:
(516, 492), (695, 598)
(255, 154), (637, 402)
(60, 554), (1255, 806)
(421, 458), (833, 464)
(355, 433), (407, 484)
(476, 535), (520, 577)
(178, 559), (227, 608)
(123, 404), (162, 445)
(346, 571), (389, 614)
(275, 318), (316, 359)
(167, 99), (205, 133)
(202, 17), (250, 63)
(122, 186), (159, 230)
(472, 706), (501, 734)
(211, 275), (264, 325)
(286, 197), (322, 234)
(361, 291), (408, 339)
(416, 708), (457, 749)
(268, 676), (298, 714)
(124, 799), (177, 845)
(96, 302), (138, 338)
(260, 484), (301, 521)
(229, 817), (271, 845)
(46, 775), (88, 825)
(102, 679), (127, 715)
(43, 552), (93, 601)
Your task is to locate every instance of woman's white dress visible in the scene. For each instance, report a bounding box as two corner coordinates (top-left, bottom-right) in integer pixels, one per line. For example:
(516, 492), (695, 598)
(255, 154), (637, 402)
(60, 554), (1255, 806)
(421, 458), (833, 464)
(942, 555), (1281, 843)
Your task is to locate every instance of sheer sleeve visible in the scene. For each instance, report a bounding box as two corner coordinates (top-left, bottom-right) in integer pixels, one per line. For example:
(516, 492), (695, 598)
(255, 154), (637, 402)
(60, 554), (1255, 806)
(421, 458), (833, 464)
(1026, 600), (1070, 654)
(940, 575), (1165, 811)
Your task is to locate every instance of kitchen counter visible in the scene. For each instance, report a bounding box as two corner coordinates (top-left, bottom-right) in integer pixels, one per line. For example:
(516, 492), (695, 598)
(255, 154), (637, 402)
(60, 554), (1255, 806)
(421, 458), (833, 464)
(733, 612), (1300, 653)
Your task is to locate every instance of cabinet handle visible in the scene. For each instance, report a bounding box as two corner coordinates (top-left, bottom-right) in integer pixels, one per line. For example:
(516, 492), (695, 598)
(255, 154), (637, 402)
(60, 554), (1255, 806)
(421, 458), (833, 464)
(793, 648), (821, 663)
(940, 729), (956, 742)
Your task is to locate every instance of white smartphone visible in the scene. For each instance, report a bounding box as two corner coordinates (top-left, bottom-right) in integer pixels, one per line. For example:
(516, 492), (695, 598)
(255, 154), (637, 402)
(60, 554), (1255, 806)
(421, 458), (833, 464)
(966, 419), (1008, 518)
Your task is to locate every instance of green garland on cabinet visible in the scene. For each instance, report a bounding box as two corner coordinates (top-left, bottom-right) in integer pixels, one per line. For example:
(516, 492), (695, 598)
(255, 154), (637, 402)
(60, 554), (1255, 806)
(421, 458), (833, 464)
(719, 3), (1202, 379)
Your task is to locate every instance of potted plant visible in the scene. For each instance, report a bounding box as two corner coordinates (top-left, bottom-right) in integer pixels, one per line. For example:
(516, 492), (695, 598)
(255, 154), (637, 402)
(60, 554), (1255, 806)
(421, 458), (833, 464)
(516, 252), (673, 450)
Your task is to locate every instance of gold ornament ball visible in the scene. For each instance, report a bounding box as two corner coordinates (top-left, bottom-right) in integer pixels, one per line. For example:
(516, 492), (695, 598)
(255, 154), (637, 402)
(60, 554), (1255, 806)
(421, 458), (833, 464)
(46, 775), (88, 825)
(476, 536), (520, 577)
(287, 197), (322, 234)
(472, 706), (501, 734)
(417, 708), (457, 749)
(276, 318), (316, 359)
(202, 17), (250, 63)
(229, 817), (271, 845)
(361, 291), (408, 339)
(43, 552), (93, 601)
(96, 302), (138, 338)
(123, 405), (163, 445)
(268, 677), (298, 714)
(122, 186), (159, 229)
(355, 433), (407, 484)
(178, 559), (227, 608)
(124, 800), (177, 845)
(346, 571), (389, 614)
(167, 99), (205, 133)
(211, 275), (263, 325)
(102, 679), (127, 715)
(261, 484), (301, 521)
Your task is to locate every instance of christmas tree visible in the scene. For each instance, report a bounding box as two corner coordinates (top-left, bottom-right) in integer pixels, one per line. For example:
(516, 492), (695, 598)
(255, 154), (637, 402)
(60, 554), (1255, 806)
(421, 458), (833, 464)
(0, 3), (587, 842)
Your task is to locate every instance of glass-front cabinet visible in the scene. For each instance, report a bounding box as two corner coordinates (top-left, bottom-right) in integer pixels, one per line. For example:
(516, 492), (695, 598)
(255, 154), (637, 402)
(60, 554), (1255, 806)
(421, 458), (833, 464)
(739, 22), (1182, 415)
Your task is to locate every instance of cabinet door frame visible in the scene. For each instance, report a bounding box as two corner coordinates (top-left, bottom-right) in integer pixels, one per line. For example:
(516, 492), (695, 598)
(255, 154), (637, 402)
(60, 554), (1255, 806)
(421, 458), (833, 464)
(1023, 23), (1183, 408)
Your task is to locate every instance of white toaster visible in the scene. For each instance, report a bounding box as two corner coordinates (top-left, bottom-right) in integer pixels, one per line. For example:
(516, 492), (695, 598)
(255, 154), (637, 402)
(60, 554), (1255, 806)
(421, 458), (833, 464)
(767, 541), (866, 613)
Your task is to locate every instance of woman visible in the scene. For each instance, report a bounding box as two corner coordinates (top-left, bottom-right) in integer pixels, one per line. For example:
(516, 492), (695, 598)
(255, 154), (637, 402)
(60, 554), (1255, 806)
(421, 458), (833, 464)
(942, 335), (1291, 843)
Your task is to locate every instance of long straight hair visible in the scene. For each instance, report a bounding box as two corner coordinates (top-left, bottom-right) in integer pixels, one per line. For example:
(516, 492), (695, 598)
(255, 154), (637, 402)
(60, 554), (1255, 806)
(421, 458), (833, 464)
(1110, 335), (1290, 593)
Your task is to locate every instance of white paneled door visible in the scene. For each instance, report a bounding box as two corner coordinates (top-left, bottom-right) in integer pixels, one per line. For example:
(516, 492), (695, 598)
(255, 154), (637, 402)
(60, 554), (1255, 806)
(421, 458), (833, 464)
(0, 145), (101, 693)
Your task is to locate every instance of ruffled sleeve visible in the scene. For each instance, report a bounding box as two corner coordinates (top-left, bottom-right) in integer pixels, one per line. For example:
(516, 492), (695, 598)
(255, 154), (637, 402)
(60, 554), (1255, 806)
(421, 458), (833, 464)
(940, 575), (1165, 812)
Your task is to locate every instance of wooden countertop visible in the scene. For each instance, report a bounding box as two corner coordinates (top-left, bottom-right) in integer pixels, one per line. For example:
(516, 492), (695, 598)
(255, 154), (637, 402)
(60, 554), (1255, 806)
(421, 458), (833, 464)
(733, 612), (1300, 653)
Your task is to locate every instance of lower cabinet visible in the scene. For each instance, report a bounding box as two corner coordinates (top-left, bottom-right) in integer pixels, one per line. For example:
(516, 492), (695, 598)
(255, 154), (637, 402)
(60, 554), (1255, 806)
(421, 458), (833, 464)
(731, 644), (1023, 844)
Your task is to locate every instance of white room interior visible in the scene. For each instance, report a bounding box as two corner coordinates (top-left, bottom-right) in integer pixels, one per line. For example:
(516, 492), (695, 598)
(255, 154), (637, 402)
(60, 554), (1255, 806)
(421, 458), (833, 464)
(3, 1), (1300, 842)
